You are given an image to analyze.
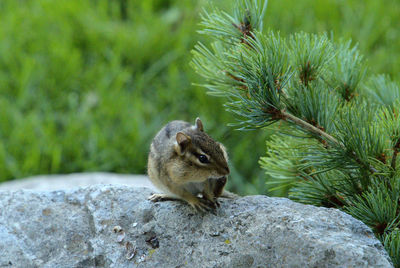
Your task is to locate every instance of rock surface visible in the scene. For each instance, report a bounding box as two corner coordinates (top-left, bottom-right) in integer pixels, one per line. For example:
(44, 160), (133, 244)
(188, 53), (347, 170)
(0, 183), (392, 268)
(0, 172), (154, 191)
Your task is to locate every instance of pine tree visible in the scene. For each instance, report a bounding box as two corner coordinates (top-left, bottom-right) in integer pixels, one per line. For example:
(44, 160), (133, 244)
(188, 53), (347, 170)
(191, 0), (400, 265)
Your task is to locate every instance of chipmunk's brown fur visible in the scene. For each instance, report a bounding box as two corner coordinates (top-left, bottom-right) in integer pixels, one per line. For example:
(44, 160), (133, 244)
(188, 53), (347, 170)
(147, 118), (230, 211)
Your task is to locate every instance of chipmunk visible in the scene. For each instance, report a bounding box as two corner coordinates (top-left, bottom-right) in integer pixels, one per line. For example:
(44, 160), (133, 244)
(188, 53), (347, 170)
(147, 118), (230, 211)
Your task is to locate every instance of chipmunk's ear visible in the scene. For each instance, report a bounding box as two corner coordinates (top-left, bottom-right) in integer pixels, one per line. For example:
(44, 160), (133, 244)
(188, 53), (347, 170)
(195, 117), (204, 132)
(175, 132), (191, 155)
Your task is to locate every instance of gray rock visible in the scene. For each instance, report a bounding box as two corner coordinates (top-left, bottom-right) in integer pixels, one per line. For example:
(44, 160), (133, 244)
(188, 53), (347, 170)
(0, 172), (155, 191)
(0, 185), (392, 268)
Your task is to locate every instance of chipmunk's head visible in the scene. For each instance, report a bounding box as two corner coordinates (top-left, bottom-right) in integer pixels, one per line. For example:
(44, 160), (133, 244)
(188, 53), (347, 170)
(174, 118), (229, 180)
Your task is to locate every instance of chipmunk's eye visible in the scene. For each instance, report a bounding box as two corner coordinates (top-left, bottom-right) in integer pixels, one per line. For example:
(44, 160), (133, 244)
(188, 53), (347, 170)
(198, 154), (209, 164)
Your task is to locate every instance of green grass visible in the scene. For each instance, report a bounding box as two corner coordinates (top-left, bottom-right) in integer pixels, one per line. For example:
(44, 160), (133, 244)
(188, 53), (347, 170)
(0, 0), (399, 195)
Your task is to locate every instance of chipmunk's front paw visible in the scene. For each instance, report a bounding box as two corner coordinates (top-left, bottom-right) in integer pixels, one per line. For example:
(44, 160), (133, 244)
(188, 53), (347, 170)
(213, 198), (221, 208)
(189, 197), (217, 212)
(148, 193), (175, 202)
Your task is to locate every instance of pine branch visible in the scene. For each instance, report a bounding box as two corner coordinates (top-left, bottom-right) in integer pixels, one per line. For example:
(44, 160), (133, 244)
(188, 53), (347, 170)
(378, 104), (400, 173)
(281, 110), (378, 174)
(281, 110), (339, 145)
(391, 138), (400, 170)
(364, 75), (400, 108)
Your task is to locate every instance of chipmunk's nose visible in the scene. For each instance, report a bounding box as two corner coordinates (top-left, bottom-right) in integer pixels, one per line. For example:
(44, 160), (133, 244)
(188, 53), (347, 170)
(225, 166), (230, 174)
(221, 165), (230, 175)
(217, 162), (230, 175)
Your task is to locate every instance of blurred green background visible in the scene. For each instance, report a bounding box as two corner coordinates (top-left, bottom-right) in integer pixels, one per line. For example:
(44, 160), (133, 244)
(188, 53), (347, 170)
(0, 0), (399, 195)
